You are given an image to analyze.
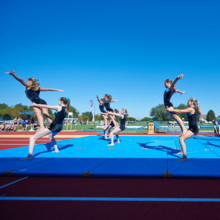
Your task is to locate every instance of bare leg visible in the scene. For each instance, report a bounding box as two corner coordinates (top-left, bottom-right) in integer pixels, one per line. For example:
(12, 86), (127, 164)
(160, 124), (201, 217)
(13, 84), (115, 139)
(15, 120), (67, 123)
(42, 108), (53, 124)
(167, 109), (187, 136)
(116, 133), (120, 143)
(33, 106), (45, 131)
(108, 127), (121, 146)
(104, 125), (112, 139)
(178, 130), (194, 161)
(102, 114), (109, 130)
(20, 128), (52, 160)
(49, 132), (59, 152)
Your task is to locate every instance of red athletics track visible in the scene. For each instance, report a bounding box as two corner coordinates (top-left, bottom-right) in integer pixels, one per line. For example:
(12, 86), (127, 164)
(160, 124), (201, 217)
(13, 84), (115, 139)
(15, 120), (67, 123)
(0, 177), (220, 220)
(0, 131), (97, 150)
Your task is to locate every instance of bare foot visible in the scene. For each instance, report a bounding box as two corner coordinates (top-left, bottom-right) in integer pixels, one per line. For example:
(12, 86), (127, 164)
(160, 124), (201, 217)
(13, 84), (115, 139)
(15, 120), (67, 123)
(176, 151), (183, 155)
(117, 141), (120, 144)
(20, 155), (32, 160)
(178, 156), (188, 161)
(107, 144), (114, 146)
(52, 150), (59, 153)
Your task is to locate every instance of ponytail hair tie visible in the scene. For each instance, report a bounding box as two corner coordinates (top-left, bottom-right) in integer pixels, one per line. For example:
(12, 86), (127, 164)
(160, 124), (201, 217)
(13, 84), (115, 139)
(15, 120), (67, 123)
(35, 79), (39, 82)
(125, 110), (128, 113)
(66, 97), (70, 101)
(196, 99), (198, 102)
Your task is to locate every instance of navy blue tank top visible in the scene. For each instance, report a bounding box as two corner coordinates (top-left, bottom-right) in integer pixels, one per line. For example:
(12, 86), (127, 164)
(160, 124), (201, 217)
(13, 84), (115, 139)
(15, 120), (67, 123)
(120, 115), (127, 126)
(164, 88), (174, 107)
(104, 101), (110, 110)
(50, 107), (67, 127)
(187, 107), (197, 128)
(99, 104), (106, 113)
(25, 88), (40, 102)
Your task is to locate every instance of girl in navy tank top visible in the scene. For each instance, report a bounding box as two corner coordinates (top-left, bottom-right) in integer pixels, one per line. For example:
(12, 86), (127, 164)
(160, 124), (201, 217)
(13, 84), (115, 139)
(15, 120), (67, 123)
(164, 74), (186, 136)
(96, 95), (110, 132)
(167, 98), (201, 161)
(5, 69), (64, 132)
(20, 97), (70, 160)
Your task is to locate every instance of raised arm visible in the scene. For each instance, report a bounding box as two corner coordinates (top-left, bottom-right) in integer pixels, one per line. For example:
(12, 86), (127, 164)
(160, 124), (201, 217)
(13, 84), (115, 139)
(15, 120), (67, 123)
(170, 74), (184, 91)
(32, 103), (61, 111)
(110, 100), (118, 103)
(5, 69), (28, 87)
(167, 107), (194, 115)
(39, 88), (64, 92)
(96, 95), (101, 104)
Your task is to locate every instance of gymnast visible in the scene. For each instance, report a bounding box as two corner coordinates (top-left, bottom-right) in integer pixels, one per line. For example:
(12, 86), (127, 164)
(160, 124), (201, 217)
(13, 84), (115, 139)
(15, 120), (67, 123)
(164, 74), (186, 136)
(5, 69), (63, 132)
(96, 95), (110, 130)
(107, 108), (129, 146)
(167, 98), (201, 161)
(20, 97), (70, 160)
(103, 109), (119, 139)
(103, 94), (118, 112)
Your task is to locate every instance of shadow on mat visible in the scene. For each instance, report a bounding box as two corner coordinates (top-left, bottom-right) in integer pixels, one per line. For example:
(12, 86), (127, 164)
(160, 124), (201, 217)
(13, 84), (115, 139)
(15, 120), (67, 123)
(137, 143), (180, 158)
(33, 143), (74, 158)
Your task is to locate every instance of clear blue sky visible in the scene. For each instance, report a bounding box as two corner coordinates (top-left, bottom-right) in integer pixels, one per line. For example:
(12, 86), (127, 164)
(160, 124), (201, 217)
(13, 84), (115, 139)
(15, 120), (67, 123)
(1, 0), (220, 119)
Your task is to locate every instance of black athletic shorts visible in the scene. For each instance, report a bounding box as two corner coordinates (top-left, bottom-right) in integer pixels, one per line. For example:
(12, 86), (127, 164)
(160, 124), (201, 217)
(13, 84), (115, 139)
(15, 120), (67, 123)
(32, 98), (47, 105)
(120, 125), (126, 131)
(188, 126), (199, 136)
(48, 124), (63, 133)
(165, 102), (173, 108)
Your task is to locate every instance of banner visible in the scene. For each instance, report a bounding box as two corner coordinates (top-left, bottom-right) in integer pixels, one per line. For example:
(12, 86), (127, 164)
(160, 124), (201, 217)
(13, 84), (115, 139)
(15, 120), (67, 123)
(89, 100), (95, 122)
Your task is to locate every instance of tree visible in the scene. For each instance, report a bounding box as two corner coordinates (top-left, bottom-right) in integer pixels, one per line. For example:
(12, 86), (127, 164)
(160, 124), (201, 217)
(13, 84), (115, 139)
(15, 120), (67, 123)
(82, 112), (93, 121)
(206, 110), (216, 121)
(176, 104), (188, 121)
(126, 117), (136, 122)
(78, 115), (90, 122)
(0, 103), (8, 110)
(140, 117), (152, 122)
(150, 104), (172, 121)
(95, 114), (103, 121)
(69, 106), (79, 118)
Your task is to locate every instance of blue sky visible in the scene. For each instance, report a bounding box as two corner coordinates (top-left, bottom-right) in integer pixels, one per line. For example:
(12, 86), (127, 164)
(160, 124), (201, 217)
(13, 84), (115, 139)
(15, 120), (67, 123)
(1, 0), (220, 119)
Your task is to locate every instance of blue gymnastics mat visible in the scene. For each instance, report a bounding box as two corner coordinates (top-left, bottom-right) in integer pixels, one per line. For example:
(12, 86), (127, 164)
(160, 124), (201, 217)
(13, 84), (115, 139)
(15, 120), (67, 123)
(0, 136), (220, 178)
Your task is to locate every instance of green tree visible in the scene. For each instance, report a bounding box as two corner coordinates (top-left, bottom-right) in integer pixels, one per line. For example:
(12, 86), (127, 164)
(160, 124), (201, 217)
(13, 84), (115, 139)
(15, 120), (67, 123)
(176, 104), (188, 121)
(206, 110), (216, 121)
(69, 106), (79, 118)
(127, 117), (136, 122)
(140, 117), (152, 122)
(82, 112), (93, 121)
(95, 114), (102, 121)
(150, 104), (172, 121)
(78, 115), (90, 122)
(0, 103), (8, 110)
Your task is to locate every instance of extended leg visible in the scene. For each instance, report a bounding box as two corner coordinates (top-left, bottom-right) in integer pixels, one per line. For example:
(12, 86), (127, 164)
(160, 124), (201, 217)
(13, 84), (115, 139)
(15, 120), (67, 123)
(49, 132), (59, 152)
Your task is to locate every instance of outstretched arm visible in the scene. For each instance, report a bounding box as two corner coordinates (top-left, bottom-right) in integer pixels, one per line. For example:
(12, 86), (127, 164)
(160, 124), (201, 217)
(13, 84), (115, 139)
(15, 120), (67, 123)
(110, 100), (118, 103)
(5, 69), (28, 87)
(170, 74), (184, 91)
(39, 88), (64, 92)
(175, 90), (186, 94)
(108, 112), (124, 118)
(167, 107), (194, 114)
(32, 103), (61, 111)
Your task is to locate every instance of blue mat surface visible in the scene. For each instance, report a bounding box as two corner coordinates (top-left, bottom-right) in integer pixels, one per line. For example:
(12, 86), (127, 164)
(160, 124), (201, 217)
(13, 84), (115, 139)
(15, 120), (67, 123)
(0, 136), (220, 178)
